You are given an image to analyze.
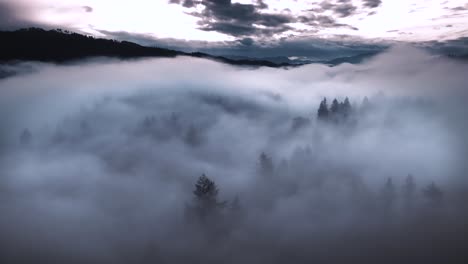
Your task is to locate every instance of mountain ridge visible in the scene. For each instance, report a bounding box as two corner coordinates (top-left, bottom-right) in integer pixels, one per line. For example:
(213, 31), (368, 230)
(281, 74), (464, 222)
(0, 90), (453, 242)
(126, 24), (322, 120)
(0, 28), (299, 68)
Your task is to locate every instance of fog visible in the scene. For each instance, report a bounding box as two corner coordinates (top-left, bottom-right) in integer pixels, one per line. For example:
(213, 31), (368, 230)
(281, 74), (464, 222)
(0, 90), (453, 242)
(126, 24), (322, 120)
(1, 46), (468, 263)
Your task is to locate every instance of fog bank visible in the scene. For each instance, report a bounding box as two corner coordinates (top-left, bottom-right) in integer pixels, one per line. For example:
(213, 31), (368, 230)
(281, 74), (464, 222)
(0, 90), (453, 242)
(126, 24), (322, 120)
(1, 46), (468, 263)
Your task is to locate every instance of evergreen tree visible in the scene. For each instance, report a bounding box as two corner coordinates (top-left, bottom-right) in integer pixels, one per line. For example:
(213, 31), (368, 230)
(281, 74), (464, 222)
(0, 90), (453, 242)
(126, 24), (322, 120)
(343, 97), (352, 116)
(317, 98), (329, 120)
(361, 96), (371, 112)
(330, 98), (340, 114)
(381, 177), (396, 212)
(423, 182), (443, 205)
(403, 174), (416, 204)
(192, 174), (225, 221)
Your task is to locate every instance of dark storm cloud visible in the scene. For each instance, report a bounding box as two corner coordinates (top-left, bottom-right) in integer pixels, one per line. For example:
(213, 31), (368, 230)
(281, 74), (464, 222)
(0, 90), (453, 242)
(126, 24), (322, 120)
(315, 15), (356, 29)
(333, 2), (358, 17)
(239, 37), (255, 46)
(168, 0), (368, 38)
(311, 0), (358, 18)
(96, 28), (386, 59)
(362, 0), (382, 9)
(169, 0), (295, 37)
(299, 13), (358, 31)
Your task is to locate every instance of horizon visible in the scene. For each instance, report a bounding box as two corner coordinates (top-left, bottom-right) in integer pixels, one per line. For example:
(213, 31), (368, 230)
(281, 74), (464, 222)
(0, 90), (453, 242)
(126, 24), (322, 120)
(1, 0), (467, 58)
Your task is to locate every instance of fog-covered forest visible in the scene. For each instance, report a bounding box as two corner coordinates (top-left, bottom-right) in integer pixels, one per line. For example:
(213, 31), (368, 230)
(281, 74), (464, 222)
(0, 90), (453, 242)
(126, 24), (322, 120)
(1, 46), (468, 263)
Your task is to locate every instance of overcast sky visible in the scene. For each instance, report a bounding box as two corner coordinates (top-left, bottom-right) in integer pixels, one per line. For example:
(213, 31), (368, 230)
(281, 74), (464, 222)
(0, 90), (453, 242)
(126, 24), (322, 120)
(1, 0), (467, 40)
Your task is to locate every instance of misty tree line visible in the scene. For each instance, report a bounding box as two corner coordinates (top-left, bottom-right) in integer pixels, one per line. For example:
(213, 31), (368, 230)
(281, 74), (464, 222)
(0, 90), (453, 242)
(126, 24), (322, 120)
(17, 95), (446, 224)
(187, 155), (445, 230)
(317, 97), (354, 122)
(290, 96), (370, 132)
(17, 96), (373, 147)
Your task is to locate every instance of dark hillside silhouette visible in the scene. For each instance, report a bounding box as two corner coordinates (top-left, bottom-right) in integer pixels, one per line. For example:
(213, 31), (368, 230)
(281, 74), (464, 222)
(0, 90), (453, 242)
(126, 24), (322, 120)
(0, 28), (179, 62)
(0, 28), (297, 67)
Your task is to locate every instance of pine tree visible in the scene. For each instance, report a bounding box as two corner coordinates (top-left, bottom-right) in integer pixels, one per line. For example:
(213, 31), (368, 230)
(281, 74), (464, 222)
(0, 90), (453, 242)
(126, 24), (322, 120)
(343, 97), (352, 117)
(403, 174), (416, 201)
(423, 182), (443, 205)
(317, 98), (329, 120)
(330, 98), (340, 114)
(192, 174), (226, 222)
(361, 96), (371, 112)
(382, 177), (396, 212)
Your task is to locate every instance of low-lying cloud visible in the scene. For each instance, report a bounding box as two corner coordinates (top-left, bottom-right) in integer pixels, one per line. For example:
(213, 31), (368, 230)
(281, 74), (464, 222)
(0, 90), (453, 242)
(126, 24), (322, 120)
(0, 46), (468, 263)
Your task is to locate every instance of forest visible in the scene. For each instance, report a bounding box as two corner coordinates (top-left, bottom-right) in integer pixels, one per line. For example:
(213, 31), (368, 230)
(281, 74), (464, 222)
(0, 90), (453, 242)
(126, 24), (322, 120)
(1, 51), (467, 263)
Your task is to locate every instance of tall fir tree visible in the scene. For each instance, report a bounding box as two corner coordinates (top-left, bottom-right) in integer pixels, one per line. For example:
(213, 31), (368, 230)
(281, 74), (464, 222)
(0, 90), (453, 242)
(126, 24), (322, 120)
(192, 174), (225, 221)
(317, 98), (329, 120)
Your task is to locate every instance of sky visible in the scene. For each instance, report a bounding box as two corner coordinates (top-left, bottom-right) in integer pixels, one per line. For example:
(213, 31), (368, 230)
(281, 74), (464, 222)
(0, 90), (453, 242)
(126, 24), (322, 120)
(1, 0), (467, 44)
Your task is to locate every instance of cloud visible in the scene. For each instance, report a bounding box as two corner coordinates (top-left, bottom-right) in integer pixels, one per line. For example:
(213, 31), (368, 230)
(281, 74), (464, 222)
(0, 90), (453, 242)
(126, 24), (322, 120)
(362, 0), (382, 9)
(95, 28), (387, 59)
(1, 47), (468, 263)
(0, 1), (93, 30)
(182, 0), (294, 37)
(333, 2), (358, 17)
(82, 6), (93, 13)
(169, 0), (198, 8)
(238, 37), (255, 46)
(310, 0), (358, 18)
(0, 1), (40, 30)
(450, 4), (468, 11)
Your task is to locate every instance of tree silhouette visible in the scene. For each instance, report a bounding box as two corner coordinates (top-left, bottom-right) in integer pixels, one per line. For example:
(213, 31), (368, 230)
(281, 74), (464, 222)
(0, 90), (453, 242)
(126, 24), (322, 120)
(381, 177), (396, 212)
(403, 174), (416, 208)
(343, 97), (352, 117)
(423, 182), (443, 206)
(192, 174), (226, 222)
(360, 96), (371, 113)
(330, 98), (340, 114)
(317, 98), (329, 120)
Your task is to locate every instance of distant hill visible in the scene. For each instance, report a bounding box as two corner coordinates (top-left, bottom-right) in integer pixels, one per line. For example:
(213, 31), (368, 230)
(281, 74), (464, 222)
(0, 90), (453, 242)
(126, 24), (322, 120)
(447, 53), (468, 62)
(223, 52), (384, 66)
(0, 28), (298, 68)
(224, 55), (309, 65)
(316, 51), (381, 66)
